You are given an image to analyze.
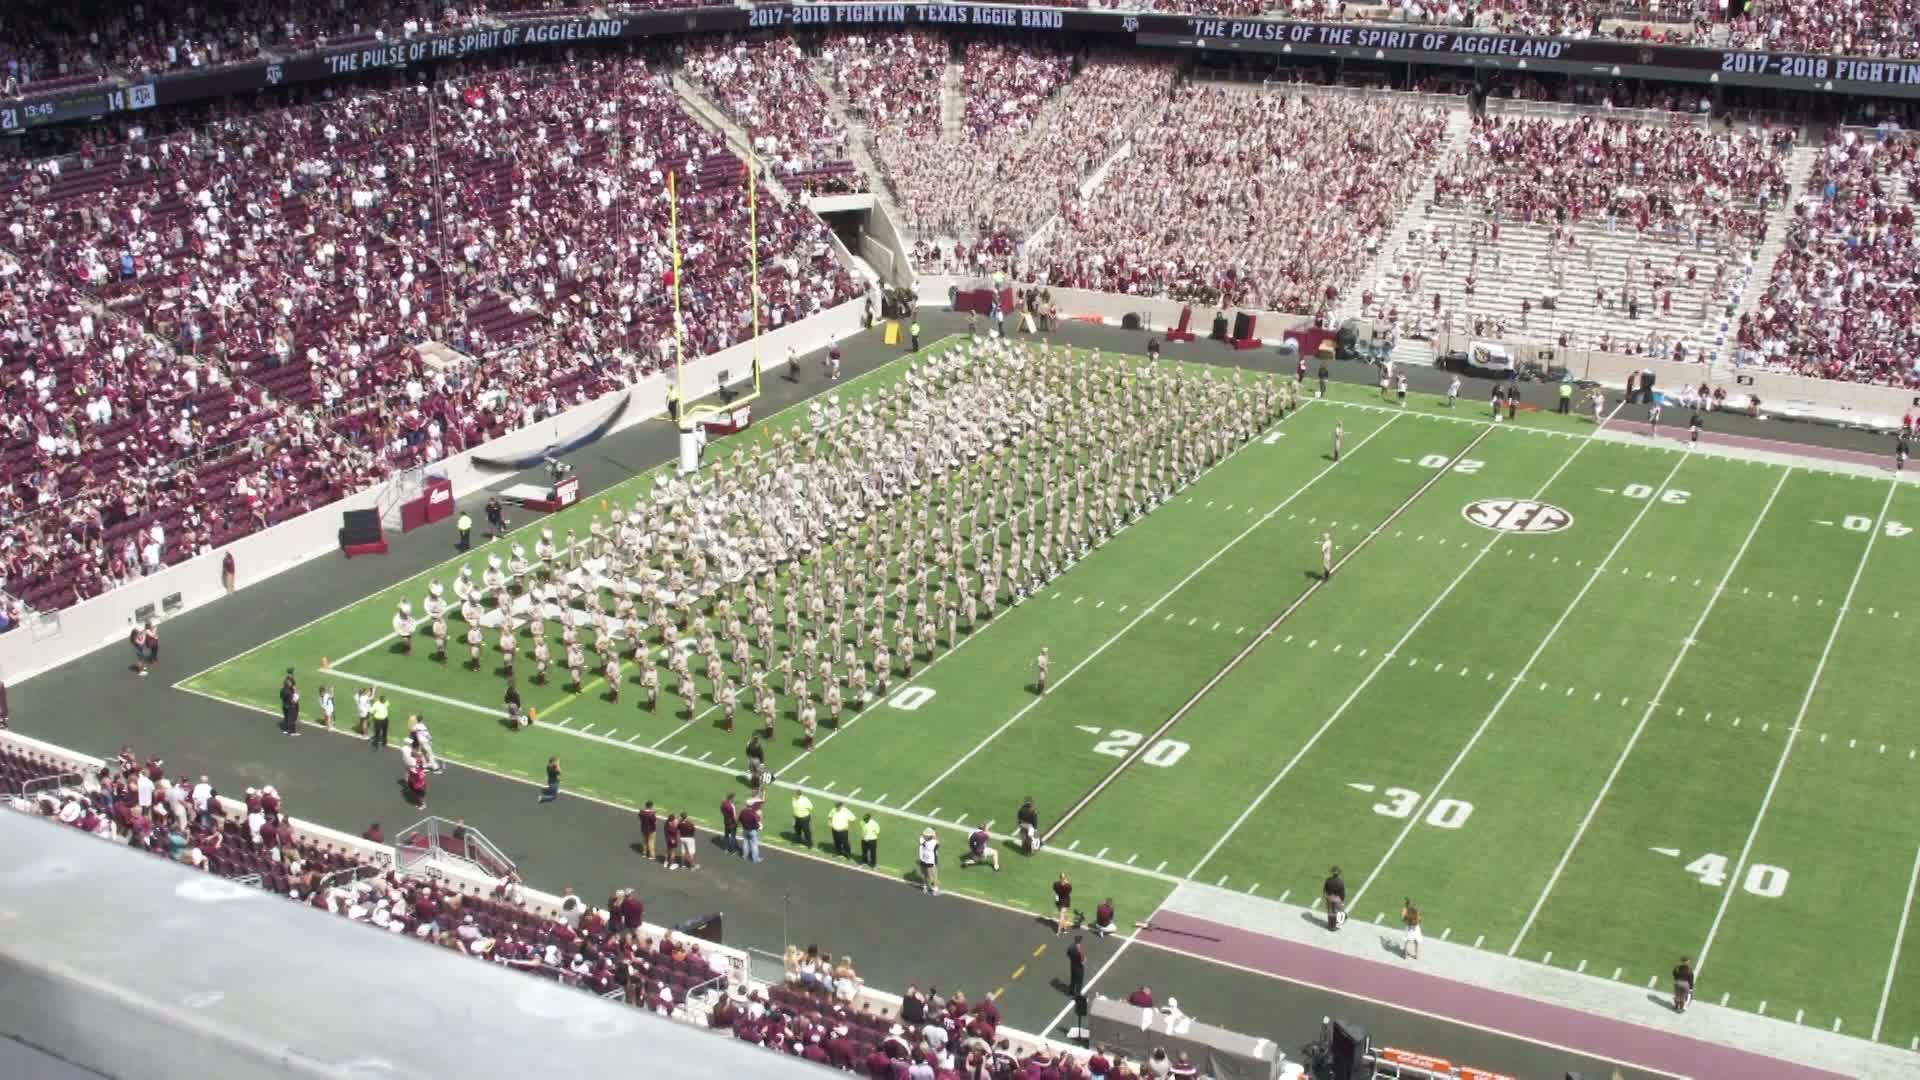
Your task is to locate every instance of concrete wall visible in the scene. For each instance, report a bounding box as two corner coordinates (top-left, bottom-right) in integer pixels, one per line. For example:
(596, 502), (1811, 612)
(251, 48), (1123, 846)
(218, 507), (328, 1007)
(1, 299), (867, 684)
(862, 199), (916, 287)
(1423, 330), (1920, 426)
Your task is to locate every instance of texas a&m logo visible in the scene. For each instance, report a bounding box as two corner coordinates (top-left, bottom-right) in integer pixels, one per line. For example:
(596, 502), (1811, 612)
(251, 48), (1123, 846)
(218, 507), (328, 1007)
(1462, 499), (1573, 534)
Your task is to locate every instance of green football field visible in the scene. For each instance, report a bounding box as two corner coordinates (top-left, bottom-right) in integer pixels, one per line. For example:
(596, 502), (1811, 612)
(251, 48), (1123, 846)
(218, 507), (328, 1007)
(181, 339), (1920, 1050)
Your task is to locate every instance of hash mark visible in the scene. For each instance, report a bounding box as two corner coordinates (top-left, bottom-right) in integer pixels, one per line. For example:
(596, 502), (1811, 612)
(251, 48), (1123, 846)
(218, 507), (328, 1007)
(1795, 1009), (1804, 1025)
(1576, 960), (1587, 974)
(1217, 875), (1230, 887)
(1440, 928), (1451, 941)
(1373, 913), (1385, 925)
(578, 724), (595, 735)
(796, 775), (810, 785)
(722, 757), (735, 768)
(1542, 951), (1553, 965)
(1278, 889), (1291, 903)
(1473, 935), (1485, 949)
(627, 734), (642, 743)
(699, 750), (712, 762)
(1613, 968), (1623, 981)
(1094, 847), (1108, 859)
(1155, 860), (1168, 873)
(1248, 883), (1260, 895)
(1126, 853), (1138, 865)
(1720, 992), (1730, 1006)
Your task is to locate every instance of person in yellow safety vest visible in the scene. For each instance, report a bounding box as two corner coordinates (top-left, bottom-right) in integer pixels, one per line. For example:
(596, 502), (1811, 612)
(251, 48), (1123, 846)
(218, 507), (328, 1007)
(860, 813), (880, 868)
(829, 802), (856, 859)
(791, 791), (814, 848)
(456, 511), (473, 551)
(909, 321), (921, 351)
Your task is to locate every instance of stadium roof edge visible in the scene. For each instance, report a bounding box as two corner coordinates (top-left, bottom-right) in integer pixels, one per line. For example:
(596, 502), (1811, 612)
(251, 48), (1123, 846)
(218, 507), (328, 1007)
(0, 810), (820, 1080)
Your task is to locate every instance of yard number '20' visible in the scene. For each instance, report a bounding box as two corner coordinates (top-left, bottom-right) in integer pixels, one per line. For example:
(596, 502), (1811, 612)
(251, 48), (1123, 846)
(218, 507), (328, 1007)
(1372, 787), (1474, 829)
(1091, 730), (1190, 768)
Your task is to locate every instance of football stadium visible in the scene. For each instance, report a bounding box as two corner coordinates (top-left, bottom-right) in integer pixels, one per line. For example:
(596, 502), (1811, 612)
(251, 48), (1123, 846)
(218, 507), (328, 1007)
(3, 6), (1920, 1080)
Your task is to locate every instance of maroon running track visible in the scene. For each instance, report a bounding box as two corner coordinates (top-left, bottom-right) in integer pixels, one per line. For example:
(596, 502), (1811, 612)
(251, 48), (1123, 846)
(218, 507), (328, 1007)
(1138, 910), (1851, 1079)
(1608, 416), (1895, 472)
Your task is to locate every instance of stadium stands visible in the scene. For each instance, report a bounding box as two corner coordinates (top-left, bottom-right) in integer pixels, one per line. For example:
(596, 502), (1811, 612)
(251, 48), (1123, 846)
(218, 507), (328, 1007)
(682, 37), (864, 196)
(2, 727), (1175, 1077)
(1033, 84), (1450, 319)
(0, 57), (856, 622)
(1737, 128), (1920, 385)
(1370, 111), (1796, 358)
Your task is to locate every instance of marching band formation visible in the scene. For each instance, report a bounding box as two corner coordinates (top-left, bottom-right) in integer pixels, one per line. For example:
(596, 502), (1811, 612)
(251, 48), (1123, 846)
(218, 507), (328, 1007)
(389, 338), (1293, 792)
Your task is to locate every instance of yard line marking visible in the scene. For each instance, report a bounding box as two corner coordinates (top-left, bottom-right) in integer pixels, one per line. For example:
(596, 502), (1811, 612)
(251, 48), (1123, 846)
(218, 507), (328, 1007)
(334, 632), (399, 668)
(1698, 476), (1899, 976)
(903, 415), (1405, 812)
(1355, 438), (1688, 909)
(1871, 845), (1920, 1040)
(1512, 467), (1795, 956)
(1045, 420), (1495, 844)
(1188, 409), (1623, 880)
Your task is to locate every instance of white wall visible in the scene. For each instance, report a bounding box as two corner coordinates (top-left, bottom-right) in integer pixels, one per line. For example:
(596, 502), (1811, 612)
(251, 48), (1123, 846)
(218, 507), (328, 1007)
(1, 299), (867, 685)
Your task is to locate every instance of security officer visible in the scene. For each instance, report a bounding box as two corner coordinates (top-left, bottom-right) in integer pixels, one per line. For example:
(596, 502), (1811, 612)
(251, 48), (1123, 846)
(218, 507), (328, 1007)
(1558, 379), (1574, 414)
(829, 801), (856, 858)
(667, 383), (682, 422)
(860, 813), (880, 868)
(456, 509), (473, 550)
(909, 320), (921, 352)
(791, 790), (814, 848)
(370, 694), (392, 748)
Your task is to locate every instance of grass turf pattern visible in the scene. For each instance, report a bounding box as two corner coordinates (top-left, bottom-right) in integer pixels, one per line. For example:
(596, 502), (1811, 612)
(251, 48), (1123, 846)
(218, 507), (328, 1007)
(184, 341), (1920, 1048)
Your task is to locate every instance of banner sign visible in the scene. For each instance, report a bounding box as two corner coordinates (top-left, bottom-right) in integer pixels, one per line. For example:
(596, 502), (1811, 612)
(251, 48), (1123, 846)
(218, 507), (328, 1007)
(7, 2), (1920, 129)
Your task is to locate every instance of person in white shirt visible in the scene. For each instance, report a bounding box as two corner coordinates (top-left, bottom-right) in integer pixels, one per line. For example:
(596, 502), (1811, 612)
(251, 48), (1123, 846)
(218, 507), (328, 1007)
(916, 828), (941, 895)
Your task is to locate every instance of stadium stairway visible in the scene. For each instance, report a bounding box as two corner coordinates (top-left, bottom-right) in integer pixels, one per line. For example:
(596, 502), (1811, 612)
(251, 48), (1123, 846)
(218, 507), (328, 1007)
(812, 67), (916, 241)
(1713, 141), (1820, 371)
(1336, 104), (1472, 330)
(940, 58), (963, 143)
(669, 74), (792, 206)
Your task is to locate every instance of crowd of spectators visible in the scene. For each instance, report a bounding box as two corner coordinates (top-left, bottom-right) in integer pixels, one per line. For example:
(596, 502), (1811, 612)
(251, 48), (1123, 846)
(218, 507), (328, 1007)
(1033, 84), (1447, 319)
(0, 56), (856, 621)
(13, 0), (1920, 98)
(5, 729), (1202, 1080)
(824, 31), (948, 137)
(1434, 114), (1793, 241)
(1737, 128), (1920, 385)
(1371, 114), (1794, 357)
(683, 36), (863, 196)
(872, 47), (1171, 243)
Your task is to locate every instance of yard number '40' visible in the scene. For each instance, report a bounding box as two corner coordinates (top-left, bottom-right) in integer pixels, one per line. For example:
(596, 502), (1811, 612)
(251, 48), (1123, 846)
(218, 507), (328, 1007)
(1684, 853), (1790, 898)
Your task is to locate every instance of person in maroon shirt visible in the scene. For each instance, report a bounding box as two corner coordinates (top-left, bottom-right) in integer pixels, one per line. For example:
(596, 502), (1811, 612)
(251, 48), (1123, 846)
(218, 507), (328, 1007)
(826, 1025), (857, 1069)
(720, 793), (739, 855)
(1093, 898), (1116, 938)
(0, 678), (9, 729)
(638, 801), (659, 862)
(1125, 986), (1154, 1009)
(362, 822), (384, 844)
(618, 890), (644, 931)
(662, 814), (681, 868)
